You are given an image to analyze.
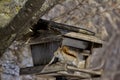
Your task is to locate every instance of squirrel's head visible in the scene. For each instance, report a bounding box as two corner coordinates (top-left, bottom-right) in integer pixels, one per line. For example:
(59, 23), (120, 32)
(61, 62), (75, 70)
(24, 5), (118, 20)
(61, 46), (70, 52)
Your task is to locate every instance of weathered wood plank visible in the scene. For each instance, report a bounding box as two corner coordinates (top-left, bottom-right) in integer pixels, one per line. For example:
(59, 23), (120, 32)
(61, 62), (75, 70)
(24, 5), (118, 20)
(20, 65), (44, 75)
(20, 63), (66, 75)
(33, 19), (95, 35)
(57, 71), (91, 79)
(67, 66), (102, 76)
(64, 32), (103, 48)
(62, 37), (89, 49)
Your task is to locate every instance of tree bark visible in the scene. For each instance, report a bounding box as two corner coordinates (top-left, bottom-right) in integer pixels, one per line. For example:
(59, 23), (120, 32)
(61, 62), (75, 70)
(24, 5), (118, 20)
(0, 0), (60, 57)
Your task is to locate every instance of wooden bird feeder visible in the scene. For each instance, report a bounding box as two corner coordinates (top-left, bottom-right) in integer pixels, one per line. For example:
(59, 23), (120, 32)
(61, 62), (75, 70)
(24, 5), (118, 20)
(20, 19), (103, 80)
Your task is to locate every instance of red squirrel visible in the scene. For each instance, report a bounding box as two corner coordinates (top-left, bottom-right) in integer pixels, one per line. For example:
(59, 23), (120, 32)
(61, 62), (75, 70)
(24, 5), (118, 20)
(54, 46), (79, 67)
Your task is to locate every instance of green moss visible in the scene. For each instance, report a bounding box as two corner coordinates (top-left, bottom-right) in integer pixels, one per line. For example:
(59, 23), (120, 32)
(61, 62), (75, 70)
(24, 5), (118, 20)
(0, 0), (26, 28)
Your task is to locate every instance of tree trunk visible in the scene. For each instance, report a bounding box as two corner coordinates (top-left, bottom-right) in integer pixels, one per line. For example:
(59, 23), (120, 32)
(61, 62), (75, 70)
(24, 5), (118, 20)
(0, 0), (60, 57)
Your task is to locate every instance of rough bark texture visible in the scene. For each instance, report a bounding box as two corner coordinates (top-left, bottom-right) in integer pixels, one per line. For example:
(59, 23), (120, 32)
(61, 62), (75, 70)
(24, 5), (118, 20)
(0, 0), (120, 80)
(0, 0), (60, 57)
(0, 0), (45, 56)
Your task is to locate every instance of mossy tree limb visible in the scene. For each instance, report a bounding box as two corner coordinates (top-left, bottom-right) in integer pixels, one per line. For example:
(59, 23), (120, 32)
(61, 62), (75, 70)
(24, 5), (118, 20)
(0, 0), (60, 57)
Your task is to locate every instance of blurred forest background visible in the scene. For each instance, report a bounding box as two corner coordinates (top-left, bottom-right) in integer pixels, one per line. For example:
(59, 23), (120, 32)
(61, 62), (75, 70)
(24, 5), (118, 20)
(0, 0), (120, 80)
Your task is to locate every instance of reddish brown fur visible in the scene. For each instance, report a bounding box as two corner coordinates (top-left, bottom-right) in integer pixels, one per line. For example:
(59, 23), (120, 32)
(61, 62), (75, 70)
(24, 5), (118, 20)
(61, 46), (77, 58)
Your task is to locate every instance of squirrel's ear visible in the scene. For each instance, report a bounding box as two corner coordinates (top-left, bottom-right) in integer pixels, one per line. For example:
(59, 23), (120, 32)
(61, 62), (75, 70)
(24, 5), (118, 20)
(63, 46), (69, 50)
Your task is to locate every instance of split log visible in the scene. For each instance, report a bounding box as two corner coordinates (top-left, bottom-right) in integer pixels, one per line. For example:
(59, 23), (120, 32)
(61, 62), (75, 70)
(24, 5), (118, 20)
(33, 19), (95, 35)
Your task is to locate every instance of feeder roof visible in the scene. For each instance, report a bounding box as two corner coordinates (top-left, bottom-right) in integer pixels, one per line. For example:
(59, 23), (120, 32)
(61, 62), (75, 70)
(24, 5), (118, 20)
(64, 32), (103, 47)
